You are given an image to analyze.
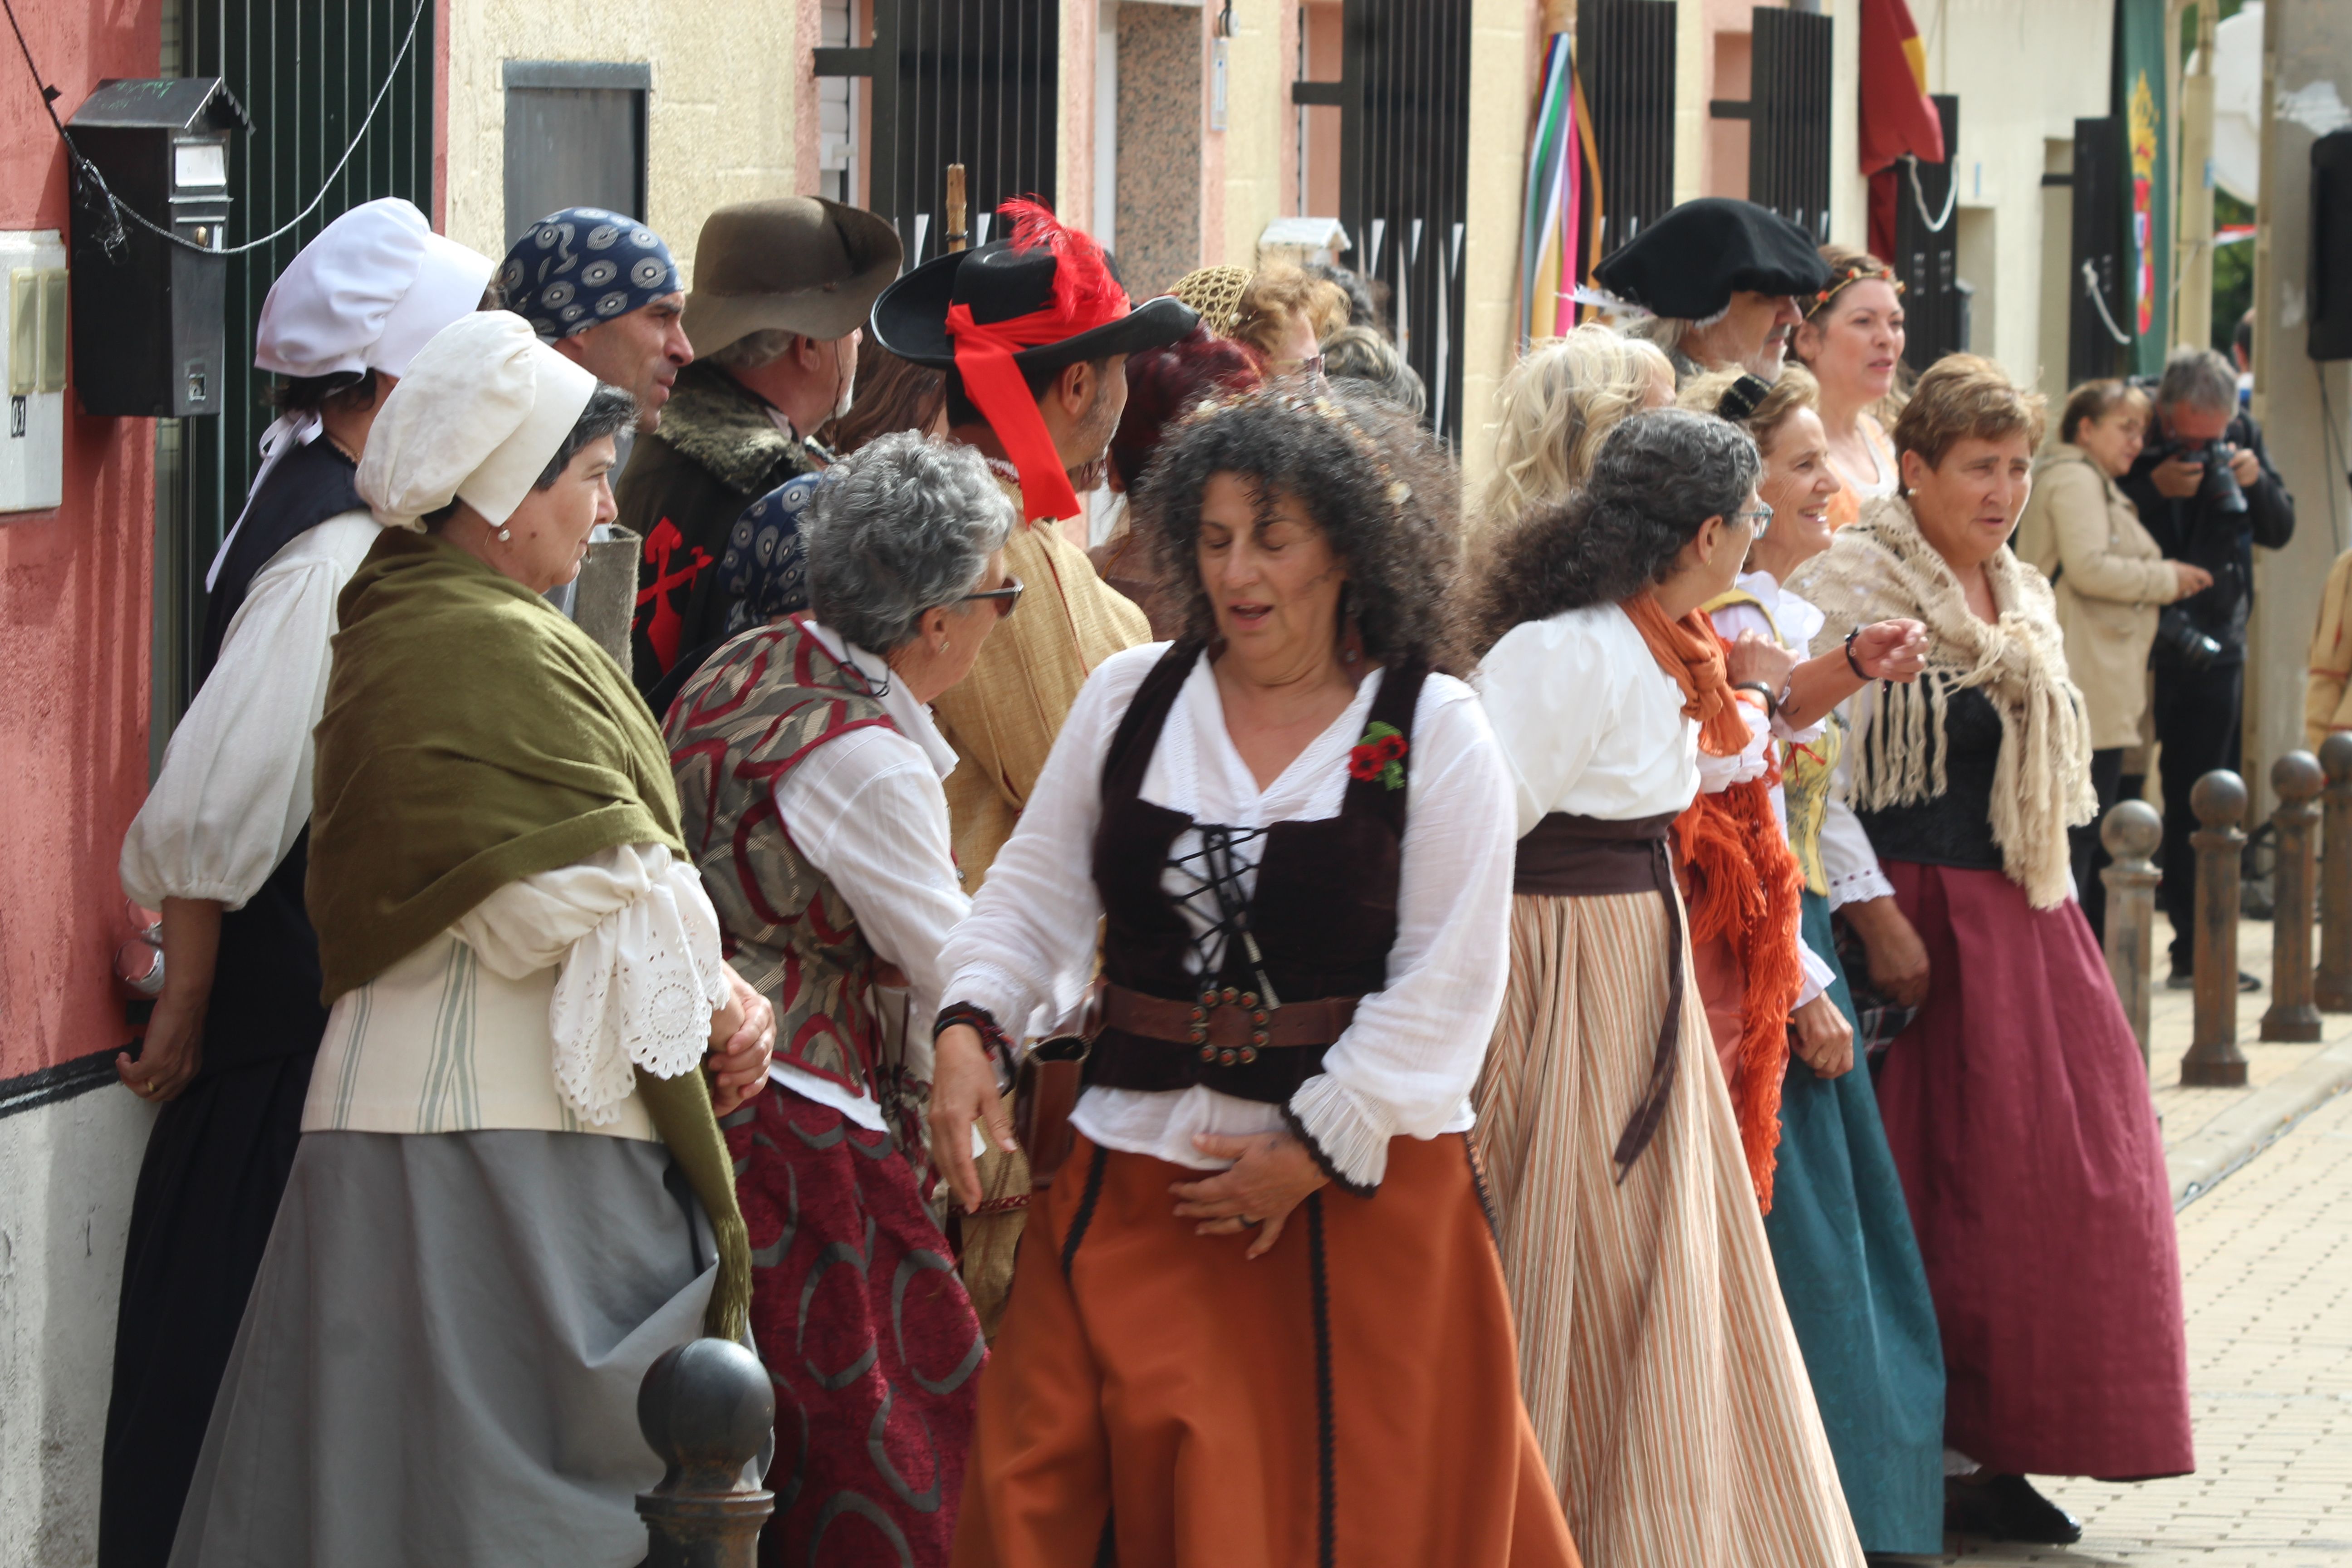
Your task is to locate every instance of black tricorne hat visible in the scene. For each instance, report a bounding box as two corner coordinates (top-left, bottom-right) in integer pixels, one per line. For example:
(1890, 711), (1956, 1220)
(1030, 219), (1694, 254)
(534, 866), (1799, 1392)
(869, 241), (1198, 371)
(1592, 198), (1834, 320)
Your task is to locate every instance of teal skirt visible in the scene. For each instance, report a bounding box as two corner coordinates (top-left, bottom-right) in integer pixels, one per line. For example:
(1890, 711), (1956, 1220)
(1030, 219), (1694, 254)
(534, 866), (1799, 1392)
(1764, 890), (1947, 1554)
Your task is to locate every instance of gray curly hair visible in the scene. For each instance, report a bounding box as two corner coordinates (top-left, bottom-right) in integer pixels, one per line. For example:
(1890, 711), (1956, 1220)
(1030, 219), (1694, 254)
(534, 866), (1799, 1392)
(804, 431), (1016, 653)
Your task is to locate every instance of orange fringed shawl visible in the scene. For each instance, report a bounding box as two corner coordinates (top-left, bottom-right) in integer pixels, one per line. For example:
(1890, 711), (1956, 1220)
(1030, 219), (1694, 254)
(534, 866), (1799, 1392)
(1621, 591), (1805, 1209)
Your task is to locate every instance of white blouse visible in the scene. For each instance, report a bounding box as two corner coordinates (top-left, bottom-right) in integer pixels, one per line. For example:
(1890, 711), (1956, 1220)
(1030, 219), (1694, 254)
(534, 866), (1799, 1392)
(765, 622), (970, 1130)
(121, 512), (380, 909)
(303, 843), (731, 1137)
(939, 644), (1516, 1192)
(1476, 601), (1700, 833)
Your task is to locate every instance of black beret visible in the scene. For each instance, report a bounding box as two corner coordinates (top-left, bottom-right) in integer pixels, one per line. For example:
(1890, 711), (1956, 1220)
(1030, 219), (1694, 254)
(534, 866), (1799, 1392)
(1592, 198), (1834, 319)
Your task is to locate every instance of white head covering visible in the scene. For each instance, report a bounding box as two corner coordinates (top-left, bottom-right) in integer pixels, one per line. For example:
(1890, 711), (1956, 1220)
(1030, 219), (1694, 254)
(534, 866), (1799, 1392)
(207, 199), (496, 588)
(358, 310), (600, 533)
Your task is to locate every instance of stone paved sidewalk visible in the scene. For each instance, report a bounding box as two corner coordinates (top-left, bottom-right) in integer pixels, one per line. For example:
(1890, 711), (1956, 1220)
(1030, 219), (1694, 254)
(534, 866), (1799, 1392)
(1883, 939), (2352, 1567)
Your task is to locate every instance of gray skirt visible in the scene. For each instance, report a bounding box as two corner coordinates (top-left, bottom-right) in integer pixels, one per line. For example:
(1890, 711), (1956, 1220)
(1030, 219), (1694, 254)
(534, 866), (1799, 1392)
(170, 1129), (716, 1568)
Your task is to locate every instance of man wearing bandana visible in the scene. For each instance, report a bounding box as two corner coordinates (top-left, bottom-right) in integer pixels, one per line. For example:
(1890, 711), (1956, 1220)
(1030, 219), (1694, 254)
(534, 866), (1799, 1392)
(869, 200), (1197, 1333)
(498, 206), (693, 432)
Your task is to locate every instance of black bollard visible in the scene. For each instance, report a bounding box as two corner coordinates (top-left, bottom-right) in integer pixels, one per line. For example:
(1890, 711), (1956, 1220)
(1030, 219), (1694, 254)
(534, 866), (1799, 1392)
(637, 1338), (775, 1568)
(2181, 769), (2249, 1088)
(2261, 750), (2325, 1042)
(2318, 735), (2352, 1011)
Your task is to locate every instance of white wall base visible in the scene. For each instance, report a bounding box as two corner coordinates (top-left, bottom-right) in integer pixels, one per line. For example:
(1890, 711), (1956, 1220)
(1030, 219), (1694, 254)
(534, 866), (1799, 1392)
(0, 1081), (151, 1568)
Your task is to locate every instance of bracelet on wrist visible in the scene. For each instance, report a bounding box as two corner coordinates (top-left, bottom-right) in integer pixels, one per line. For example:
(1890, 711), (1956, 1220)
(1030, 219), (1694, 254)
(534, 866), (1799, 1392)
(1732, 679), (1779, 719)
(1843, 626), (1870, 680)
(934, 1002), (1015, 1085)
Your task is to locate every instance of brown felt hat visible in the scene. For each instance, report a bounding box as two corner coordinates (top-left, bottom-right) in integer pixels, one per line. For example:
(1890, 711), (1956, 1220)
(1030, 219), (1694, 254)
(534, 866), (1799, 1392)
(681, 196), (903, 353)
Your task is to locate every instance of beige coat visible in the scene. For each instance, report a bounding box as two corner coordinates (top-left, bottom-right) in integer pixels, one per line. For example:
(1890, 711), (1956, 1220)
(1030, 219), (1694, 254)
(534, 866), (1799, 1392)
(2303, 549), (2352, 751)
(2013, 445), (2181, 750)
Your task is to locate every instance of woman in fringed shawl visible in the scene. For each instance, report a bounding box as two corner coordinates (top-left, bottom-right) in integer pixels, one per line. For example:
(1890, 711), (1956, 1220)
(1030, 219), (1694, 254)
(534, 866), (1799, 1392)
(665, 432), (1004, 1566)
(1472, 408), (1862, 1568)
(1683, 365), (1947, 1556)
(1788, 355), (2193, 1546)
(171, 312), (774, 1568)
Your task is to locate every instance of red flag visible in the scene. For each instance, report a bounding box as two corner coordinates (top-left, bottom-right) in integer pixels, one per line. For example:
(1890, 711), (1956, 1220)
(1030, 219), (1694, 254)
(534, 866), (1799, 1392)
(1859, 0), (1945, 174)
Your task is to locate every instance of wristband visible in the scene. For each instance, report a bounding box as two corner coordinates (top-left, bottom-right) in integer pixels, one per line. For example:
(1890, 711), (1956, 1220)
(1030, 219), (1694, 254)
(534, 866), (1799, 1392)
(935, 1002), (1016, 1091)
(1843, 627), (1869, 680)
(1732, 680), (1778, 719)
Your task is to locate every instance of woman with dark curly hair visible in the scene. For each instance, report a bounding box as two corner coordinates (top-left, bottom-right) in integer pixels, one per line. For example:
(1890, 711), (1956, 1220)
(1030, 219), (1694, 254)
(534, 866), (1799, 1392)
(1474, 408), (1864, 1567)
(925, 388), (1578, 1567)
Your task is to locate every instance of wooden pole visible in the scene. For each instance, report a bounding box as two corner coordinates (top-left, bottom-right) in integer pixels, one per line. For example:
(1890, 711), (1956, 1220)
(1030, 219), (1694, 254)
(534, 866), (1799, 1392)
(946, 163), (969, 253)
(2181, 769), (2249, 1087)
(2261, 750), (2325, 1041)
(636, 1339), (775, 1568)
(2316, 733), (2352, 1010)
(2101, 798), (2164, 1073)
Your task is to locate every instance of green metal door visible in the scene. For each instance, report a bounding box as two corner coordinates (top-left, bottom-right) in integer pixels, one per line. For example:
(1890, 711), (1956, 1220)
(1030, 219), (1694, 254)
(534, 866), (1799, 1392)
(155, 0), (436, 741)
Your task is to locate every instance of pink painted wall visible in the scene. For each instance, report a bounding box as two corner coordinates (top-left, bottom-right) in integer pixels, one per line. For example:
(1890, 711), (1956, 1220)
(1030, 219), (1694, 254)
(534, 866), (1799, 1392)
(0, 1), (165, 1081)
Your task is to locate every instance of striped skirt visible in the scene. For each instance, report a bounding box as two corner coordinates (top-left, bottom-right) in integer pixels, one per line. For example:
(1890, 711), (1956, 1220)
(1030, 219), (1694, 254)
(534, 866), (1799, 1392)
(1474, 891), (1864, 1568)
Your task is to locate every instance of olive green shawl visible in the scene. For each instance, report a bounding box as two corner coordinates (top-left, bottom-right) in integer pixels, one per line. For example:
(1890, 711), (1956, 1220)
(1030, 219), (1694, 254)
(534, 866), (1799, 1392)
(308, 528), (749, 1341)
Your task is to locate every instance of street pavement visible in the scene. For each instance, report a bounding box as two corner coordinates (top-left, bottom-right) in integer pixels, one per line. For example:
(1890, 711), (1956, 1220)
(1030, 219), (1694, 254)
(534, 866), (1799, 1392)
(1889, 917), (2352, 1565)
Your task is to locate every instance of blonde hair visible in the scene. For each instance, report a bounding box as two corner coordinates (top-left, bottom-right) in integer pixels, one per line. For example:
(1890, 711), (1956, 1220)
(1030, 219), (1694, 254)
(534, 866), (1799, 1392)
(1890, 353), (2048, 491)
(1679, 364), (1821, 455)
(1480, 324), (1674, 534)
(1230, 262), (1350, 363)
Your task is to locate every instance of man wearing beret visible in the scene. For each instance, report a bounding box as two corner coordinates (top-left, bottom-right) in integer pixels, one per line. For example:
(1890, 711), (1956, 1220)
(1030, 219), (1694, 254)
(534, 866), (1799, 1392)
(1594, 196), (1834, 383)
(613, 197), (902, 692)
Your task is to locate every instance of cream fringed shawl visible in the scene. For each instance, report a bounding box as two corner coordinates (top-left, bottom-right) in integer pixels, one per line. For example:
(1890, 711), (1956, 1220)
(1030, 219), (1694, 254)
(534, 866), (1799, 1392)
(1786, 495), (2096, 909)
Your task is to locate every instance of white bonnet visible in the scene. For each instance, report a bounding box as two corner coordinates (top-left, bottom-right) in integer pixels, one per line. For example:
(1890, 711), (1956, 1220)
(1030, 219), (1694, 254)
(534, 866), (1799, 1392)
(357, 311), (600, 531)
(256, 198), (496, 381)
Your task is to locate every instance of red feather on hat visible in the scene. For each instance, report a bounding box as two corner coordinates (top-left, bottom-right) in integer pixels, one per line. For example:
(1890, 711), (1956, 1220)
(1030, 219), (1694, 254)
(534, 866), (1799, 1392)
(999, 196), (1128, 321)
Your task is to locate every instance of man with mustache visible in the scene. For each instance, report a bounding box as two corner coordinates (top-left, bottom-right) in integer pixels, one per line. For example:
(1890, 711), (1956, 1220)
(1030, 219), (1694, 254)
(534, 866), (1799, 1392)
(601, 196), (901, 690)
(1597, 196), (1833, 385)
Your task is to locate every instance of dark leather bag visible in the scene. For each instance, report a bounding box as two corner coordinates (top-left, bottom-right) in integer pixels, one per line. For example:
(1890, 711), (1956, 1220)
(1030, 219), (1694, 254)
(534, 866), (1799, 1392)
(1014, 982), (1102, 1190)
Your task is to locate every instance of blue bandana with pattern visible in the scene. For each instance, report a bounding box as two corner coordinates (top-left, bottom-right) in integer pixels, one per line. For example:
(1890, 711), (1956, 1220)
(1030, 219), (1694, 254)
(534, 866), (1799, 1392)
(498, 207), (681, 343)
(723, 472), (818, 635)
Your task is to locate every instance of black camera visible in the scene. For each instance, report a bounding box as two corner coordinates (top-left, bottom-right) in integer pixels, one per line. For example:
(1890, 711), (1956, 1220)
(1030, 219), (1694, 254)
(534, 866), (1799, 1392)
(2154, 606), (2224, 670)
(2161, 438), (2249, 516)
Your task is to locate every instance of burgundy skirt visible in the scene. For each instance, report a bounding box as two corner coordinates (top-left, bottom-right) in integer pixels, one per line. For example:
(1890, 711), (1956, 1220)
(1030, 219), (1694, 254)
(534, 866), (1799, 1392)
(1877, 862), (2192, 1480)
(729, 1084), (987, 1565)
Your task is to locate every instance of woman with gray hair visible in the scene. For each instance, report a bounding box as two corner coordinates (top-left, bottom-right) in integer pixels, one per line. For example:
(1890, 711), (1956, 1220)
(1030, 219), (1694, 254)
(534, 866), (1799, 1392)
(663, 428), (1009, 1566)
(1473, 408), (1865, 1565)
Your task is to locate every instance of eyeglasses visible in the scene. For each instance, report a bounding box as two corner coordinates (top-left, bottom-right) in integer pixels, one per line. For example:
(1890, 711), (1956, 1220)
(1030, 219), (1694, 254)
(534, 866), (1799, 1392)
(958, 573), (1024, 618)
(1733, 503), (1774, 538)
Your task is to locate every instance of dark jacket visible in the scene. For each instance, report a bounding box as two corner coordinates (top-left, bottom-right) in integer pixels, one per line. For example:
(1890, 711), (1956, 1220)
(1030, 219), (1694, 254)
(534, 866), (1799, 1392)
(2118, 409), (2294, 667)
(614, 360), (820, 691)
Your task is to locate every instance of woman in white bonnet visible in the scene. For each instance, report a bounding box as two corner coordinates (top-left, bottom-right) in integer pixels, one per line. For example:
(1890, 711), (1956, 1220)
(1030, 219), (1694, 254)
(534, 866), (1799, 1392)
(170, 309), (773, 1568)
(107, 196), (492, 1568)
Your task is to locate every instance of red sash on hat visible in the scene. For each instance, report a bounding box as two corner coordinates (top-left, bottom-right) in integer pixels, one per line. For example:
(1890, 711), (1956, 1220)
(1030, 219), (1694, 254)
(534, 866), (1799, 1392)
(946, 264), (1130, 523)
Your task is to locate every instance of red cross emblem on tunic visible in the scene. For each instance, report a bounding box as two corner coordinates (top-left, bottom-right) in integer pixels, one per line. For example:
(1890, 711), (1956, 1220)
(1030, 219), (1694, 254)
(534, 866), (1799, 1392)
(636, 516), (711, 671)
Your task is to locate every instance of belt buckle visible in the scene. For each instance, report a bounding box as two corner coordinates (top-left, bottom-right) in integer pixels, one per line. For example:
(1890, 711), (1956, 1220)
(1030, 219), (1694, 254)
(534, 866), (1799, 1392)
(1192, 987), (1272, 1066)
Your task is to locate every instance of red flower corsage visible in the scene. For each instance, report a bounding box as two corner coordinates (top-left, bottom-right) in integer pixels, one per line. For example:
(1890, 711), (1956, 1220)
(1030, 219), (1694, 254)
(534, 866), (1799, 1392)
(1350, 721), (1408, 789)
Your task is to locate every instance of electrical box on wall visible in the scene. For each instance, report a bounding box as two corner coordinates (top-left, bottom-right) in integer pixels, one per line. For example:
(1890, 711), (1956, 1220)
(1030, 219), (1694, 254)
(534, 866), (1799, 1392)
(64, 77), (248, 418)
(0, 230), (68, 514)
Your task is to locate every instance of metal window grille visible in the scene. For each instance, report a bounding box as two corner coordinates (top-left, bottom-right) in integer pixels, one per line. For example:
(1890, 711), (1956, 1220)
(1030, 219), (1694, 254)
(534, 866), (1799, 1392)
(1312, 0), (1472, 445)
(1894, 95), (1965, 371)
(1578, 0), (1678, 263)
(1749, 8), (1832, 243)
(158, 0), (436, 738)
(818, 0), (1060, 270)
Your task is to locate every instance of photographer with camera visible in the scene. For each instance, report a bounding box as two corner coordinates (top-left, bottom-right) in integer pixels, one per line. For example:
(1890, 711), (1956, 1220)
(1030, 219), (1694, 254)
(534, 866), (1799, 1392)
(2119, 346), (2296, 989)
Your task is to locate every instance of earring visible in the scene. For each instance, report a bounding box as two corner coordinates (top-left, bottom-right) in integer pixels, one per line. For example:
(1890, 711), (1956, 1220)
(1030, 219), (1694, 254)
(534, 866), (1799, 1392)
(497, 524), (513, 542)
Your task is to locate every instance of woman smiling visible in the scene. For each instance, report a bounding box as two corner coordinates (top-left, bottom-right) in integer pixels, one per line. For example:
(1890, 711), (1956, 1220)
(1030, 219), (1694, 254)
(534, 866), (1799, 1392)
(1791, 245), (1906, 529)
(1681, 365), (1945, 1558)
(926, 389), (1578, 1568)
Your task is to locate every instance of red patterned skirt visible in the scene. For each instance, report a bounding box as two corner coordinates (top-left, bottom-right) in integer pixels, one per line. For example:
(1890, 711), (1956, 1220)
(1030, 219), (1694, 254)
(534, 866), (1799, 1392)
(728, 1083), (987, 1566)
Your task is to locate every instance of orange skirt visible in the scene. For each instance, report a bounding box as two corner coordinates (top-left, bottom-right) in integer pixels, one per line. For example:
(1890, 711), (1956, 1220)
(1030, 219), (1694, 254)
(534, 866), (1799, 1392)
(951, 1132), (1579, 1568)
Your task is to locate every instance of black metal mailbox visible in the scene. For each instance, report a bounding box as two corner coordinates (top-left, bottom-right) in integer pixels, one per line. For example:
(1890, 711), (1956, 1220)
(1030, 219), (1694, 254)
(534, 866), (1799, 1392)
(65, 77), (250, 418)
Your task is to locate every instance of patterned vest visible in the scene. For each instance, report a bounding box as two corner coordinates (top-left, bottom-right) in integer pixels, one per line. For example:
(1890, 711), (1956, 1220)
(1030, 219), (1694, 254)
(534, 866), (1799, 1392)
(665, 616), (895, 1096)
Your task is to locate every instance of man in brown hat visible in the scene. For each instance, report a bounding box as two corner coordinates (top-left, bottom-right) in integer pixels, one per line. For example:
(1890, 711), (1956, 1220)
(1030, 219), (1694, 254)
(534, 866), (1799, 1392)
(617, 196), (900, 691)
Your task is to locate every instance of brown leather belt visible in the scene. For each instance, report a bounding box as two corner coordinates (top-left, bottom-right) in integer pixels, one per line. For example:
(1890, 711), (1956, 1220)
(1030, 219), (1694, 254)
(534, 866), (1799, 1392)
(1099, 982), (1358, 1064)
